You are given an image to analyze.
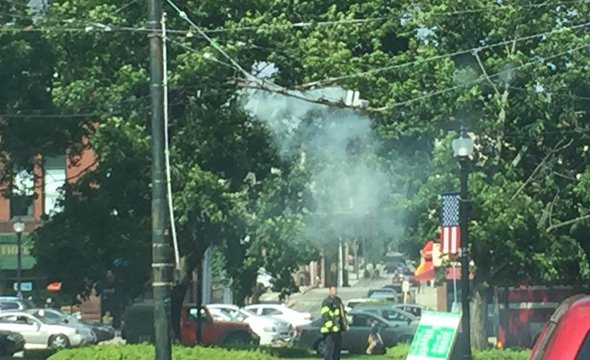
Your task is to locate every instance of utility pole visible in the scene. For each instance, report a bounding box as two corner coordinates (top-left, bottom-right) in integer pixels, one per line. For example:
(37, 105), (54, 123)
(147, 0), (172, 359)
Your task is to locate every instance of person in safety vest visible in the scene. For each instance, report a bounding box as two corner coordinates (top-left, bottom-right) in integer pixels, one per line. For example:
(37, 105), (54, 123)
(320, 286), (347, 360)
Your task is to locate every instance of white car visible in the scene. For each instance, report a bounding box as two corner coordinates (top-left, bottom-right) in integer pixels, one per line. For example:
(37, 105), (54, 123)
(344, 298), (377, 313)
(207, 308), (234, 322)
(0, 311), (87, 349)
(244, 304), (313, 328)
(207, 304), (292, 345)
(26, 309), (97, 344)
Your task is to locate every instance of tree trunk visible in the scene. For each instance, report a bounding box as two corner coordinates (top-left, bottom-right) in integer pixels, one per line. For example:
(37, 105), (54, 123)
(170, 282), (187, 341)
(195, 264), (203, 344)
(471, 282), (490, 350)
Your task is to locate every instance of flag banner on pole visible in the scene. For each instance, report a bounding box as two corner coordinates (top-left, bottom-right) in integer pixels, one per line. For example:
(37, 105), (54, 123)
(440, 192), (461, 256)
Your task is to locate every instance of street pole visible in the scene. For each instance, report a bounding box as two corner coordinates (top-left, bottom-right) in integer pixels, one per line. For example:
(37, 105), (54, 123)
(338, 235), (344, 287)
(452, 262), (458, 312)
(147, 0), (172, 358)
(459, 158), (472, 360)
(16, 231), (22, 298)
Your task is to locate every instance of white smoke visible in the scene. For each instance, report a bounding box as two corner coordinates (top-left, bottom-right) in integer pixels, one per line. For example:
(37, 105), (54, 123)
(242, 86), (394, 238)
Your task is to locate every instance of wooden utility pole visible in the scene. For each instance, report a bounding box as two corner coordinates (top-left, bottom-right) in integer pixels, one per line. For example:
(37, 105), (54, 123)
(147, 0), (173, 358)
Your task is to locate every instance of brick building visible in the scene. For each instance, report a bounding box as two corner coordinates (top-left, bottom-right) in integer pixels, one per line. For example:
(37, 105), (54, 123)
(0, 140), (96, 294)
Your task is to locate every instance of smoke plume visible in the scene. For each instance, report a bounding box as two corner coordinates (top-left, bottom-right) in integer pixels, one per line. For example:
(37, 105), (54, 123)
(242, 87), (396, 242)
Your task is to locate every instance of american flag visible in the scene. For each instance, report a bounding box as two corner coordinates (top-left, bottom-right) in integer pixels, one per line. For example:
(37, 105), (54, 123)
(440, 192), (461, 256)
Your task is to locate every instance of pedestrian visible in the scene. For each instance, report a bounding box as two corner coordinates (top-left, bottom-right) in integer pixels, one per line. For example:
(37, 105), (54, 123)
(366, 319), (383, 354)
(320, 286), (347, 360)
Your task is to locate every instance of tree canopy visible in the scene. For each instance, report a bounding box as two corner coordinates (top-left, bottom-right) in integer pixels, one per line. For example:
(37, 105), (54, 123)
(1, 1), (589, 329)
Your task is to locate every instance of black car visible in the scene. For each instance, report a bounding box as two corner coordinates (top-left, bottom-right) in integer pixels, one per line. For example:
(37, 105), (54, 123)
(292, 311), (416, 355)
(0, 330), (25, 356)
(80, 321), (115, 342)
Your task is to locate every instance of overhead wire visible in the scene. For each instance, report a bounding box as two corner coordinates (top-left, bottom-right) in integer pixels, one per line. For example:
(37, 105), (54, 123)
(378, 43), (590, 111)
(424, 0), (590, 17)
(3, 0), (590, 113)
(297, 20), (590, 89)
(162, 5), (590, 113)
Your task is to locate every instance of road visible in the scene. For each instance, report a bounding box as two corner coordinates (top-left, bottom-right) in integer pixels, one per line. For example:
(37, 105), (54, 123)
(262, 275), (392, 319)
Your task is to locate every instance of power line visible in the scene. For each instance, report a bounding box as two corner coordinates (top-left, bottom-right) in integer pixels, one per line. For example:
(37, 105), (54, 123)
(165, 0), (253, 78)
(376, 43), (590, 111)
(426, 0), (590, 17)
(297, 20), (590, 89)
(169, 15), (590, 113)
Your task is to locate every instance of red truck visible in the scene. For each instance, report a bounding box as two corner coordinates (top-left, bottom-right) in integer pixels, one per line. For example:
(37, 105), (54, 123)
(495, 286), (586, 348)
(122, 302), (259, 347)
(529, 294), (590, 360)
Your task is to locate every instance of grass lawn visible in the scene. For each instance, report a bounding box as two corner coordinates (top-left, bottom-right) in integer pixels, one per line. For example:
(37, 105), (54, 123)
(280, 356), (390, 360)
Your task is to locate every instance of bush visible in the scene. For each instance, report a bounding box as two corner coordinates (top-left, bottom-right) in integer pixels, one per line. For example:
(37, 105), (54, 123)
(474, 348), (531, 360)
(387, 344), (531, 360)
(387, 344), (410, 360)
(48, 344), (277, 360)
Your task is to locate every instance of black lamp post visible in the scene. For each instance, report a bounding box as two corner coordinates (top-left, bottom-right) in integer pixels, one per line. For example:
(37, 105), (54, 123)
(452, 128), (474, 360)
(12, 219), (25, 298)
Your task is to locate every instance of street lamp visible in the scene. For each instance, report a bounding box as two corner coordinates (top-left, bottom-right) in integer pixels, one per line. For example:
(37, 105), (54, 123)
(12, 219), (25, 299)
(452, 128), (474, 360)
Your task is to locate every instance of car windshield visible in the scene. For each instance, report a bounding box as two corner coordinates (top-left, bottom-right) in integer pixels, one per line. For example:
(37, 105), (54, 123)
(239, 308), (256, 317)
(29, 311), (62, 325)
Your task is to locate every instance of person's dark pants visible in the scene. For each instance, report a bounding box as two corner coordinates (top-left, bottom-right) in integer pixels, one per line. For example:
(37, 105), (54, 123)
(323, 332), (342, 360)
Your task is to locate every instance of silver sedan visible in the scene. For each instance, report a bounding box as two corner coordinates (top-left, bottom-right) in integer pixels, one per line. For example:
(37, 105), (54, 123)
(0, 311), (87, 349)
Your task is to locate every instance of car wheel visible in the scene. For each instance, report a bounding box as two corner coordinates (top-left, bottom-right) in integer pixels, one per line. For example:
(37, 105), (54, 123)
(49, 334), (70, 349)
(223, 332), (254, 348)
(315, 339), (326, 357)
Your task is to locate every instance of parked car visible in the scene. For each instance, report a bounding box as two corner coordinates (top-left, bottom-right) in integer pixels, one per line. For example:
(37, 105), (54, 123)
(0, 330), (25, 356)
(26, 309), (97, 344)
(244, 304), (313, 328)
(353, 304), (419, 327)
(79, 321), (115, 343)
(0, 311), (88, 349)
(122, 302), (259, 347)
(367, 288), (400, 302)
(292, 310), (415, 355)
(208, 308), (234, 322)
(390, 304), (430, 319)
(383, 284), (403, 293)
(344, 298), (392, 313)
(529, 294), (590, 360)
(207, 304), (292, 346)
(0, 297), (36, 312)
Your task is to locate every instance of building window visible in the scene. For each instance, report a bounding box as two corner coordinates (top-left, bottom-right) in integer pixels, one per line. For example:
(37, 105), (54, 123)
(10, 170), (34, 217)
(44, 156), (66, 216)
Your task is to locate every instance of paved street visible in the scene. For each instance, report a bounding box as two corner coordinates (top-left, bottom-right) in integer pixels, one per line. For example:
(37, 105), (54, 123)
(262, 274), (392, 318)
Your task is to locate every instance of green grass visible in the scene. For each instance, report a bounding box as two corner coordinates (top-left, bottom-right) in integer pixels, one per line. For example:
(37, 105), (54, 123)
(280, 356), (389, 360)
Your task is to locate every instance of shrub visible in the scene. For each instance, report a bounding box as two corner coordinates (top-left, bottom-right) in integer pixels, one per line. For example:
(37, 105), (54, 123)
(474, 348), (531, 360)
(387, 344), (531, 360)
(387, 343), (411, 360)
(48, 344), (277, 360)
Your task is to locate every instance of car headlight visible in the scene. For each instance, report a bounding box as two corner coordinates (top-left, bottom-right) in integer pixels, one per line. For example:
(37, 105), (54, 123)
(263, 326), (276, 332)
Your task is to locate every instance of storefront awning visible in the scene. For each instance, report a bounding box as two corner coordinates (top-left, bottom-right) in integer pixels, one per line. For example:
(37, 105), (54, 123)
(414, 261), (435, 282)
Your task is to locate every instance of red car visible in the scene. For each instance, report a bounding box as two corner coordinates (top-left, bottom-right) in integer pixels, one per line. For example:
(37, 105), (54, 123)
(529, 294), (590, 360)
(122, 302), (259, 347)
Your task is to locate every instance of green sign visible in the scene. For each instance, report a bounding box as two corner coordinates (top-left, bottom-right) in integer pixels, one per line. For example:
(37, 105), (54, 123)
(407, 311), (461, 360)
(0, 234), (35, 270)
